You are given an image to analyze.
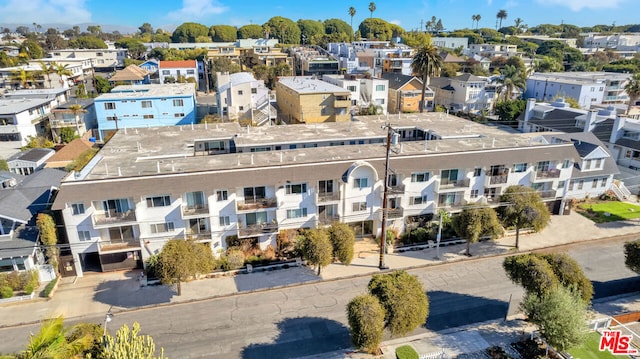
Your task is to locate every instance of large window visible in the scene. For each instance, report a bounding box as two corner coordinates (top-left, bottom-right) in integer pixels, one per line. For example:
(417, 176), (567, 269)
(173, 99), (184, 107)
(411, 196), (427, 205)
(102, 199), (130, 216)
(245, 212), (268, 226)
(71, 203), (85, 215)
(104, 102), (116, 110)
(216, 190), (228, 201)
(513, 163), (528, 173)
(219, 216), (230, 226)
(441, 169), (458, 183)
(243, 186), (266, 202)
(318, 180), (334, 193)
(353, 178), (368, 188)
(352, 202), (367, 212)
(77, 230), (91, 241)
(286, 183), (307, 194)
(150, 222), (174, 233)
(146, 195), (171, 208)
(189, 218), (208, 233)
(376, 84), (385, 91)
(184, 191), (206, 209)
(141, 101), (153, 108)
(411, 172), (429, 182)
(287, 208), (308, 219)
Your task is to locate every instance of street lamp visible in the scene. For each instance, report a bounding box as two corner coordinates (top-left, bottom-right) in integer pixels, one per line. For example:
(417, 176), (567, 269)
(103, 309), (113, 348)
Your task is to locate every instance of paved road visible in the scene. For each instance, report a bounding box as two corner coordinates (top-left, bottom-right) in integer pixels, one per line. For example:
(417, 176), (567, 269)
(1, 237), (637, 358)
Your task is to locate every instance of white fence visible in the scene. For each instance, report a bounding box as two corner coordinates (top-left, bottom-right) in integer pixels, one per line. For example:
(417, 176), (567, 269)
(37, 264), (56, 282)
(0, 292), (35, 304)
(420, 350), (449, 359)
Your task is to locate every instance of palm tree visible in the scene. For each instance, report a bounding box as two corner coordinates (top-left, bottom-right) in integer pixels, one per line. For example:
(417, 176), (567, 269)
(499, 65), (526, 100)
(471, 15), (477, 29)
(21, 317), (93, 359)
(68, 104), (87, 136)
(368, 2), (376, 39)
(496, 9), (508, 30)
(475, 14), (481, 30)
(10, 68), (35, 89)
(514, 17), (524, 34)
(348, 7), (357, 40)
(39, 61), (54, 88)
(53, 62), (73, 87)
(411, 42), (443, 113)
(625, 72), (640, 115)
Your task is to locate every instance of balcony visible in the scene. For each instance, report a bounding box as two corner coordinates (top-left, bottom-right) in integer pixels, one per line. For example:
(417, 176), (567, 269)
(531, 169), (561, 181)
(98, 239), (140, 253)
(387, 207), (404, 219)
(185, 230), (212, 240)
(318, 215), (340, 226)
(93, 211), (136, 227)
(50, 119), (81, 128)
(438, 178), (470, 191)
(537, 190), (557, 199)
(238, 221), (279, 237)
(237, 197), (277, 211)
(388, 184), (406, 195)
(439, 200), (463, 209)
(317, 192), (340, 203)
(181, 205), (209, 217)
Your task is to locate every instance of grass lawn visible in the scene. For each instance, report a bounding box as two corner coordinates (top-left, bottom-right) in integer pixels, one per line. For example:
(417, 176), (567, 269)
(567, 332), (626, 358)
(577, 201), (640, 223)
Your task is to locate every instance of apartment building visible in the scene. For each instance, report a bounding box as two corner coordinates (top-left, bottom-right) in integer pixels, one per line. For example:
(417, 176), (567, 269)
(290, 47), (339, 76)
(158, 60), (199, 86)
(94, 83), (196, 140)
(49, 49), (127, 70)
(321, 74), (388, 114)
(381, 73), (431, 113)
(431, 37), (469, 50)
(465, 44), (518, 58)
(583, 33), (640, 52)
(431, 74), (496, 113)
(51, 113), (616, 276)
(276, 77), (351, 123)
(216, 72), (275, 125)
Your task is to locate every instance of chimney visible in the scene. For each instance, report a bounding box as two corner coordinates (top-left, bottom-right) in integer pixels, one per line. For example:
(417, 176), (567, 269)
(522, 98), (536, 131)
(610, 116), (627, 144)
(584, 110), (598, 132)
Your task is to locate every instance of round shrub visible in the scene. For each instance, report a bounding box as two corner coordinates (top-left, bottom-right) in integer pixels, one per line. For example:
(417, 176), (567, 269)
(224, 248), (245, 271)
(395, 345), (419, 359)
(24, 283), (35, 295)
(0, 286), (13, 299)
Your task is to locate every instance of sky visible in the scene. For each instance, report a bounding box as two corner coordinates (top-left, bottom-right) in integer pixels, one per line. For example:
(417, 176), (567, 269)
(0, 0), (635, 33)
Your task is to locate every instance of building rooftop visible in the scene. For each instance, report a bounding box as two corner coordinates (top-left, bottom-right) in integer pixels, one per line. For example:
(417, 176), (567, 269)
(278, 77), (350, 94)
(95, 83), (195, 101)
(159, 60), (197, 69)
(64, 112), (574, 182)
(5, 88), (69, 99)
(8, 148), (55, 163)
(0, 97), (54, 115)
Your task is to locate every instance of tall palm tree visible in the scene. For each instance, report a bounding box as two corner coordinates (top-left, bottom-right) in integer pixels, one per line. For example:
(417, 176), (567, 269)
(348, 7), (357, 40)
(53, 62), (73, 87)
(368, 2), (376, 39)
(471, 15), (477, 29)
(21, 317), (93, 359)
(68, 103), (87, 136)
(475, 14), (481, 30)
(514, 17), (524, 34)
(496, 9), (508, 30)
(10, 68), (35, 89)
(39, 61), (54, 88)
(499, 65), (526, 100)
(624, 72), (640, 115)
(411, 42), (443, 113)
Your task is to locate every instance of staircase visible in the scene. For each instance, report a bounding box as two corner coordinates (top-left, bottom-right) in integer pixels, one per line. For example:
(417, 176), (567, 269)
(612, 180), (632, 201)
(252, 94), (277, 126)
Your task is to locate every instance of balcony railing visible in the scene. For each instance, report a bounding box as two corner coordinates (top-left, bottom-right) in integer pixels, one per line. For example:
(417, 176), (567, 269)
(439, 200), (463, 209)
(387, 207), (404, 219)
(94, 210), (136, 226)
(50, 119), (81, 128)
(238, 221), (279, 237)
(317, 192), (340, 202)
(185, 230), (212, 240)
(438, 178), (470, 190)
(99, 240), (140, 252)
(388, 184), (406, 194)
(318, 215), (340, 226)
(181, 205), (209, 216)
(488, 174), (508, 185)
(532, 169), (561, 181)
(237, 197), (277, 211)
(537, 190), (557, 199)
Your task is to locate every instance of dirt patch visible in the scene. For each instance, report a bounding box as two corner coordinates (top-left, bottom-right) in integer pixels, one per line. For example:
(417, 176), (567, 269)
(354, 238), (379, 258)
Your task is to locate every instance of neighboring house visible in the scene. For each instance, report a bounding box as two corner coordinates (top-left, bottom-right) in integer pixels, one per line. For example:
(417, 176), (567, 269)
(45, 138), (95, 169)
(464, 44), (518, 58)
(158, 60), (199, 88)
(49, 49), (127, 70)
(53, 114), (584, 276)
(381, 73), (430, 113)
(0, 64), (74, 90)
(0, 95), (62, 145)
(276, 77), (351, 124)
(322, 74), (389, 114)
(0, 169), (66, 275)
(431, 37), (469, 50)
(516, 35), (577, 48)
(583, 33), (640, 52)
(290, 48), (339, 76)
(94, 83), (197, 140)
(138, 59), (159, 74)
(50, 99), (97, 140)
(7, 148), (55, 175)
(215, 72), (275, 125)
(525, 72), (631, 109)
(431, 73), (496, 113)
(29, 58), (87, 85)
(108, 65), (150, 85)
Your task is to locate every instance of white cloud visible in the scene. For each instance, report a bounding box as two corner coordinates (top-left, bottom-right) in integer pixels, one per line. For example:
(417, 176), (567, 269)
(167, 0), (228, 21)
(389, 19), (402, 25)
(0, 0), (91, 24)
(536, 0), (625, 11)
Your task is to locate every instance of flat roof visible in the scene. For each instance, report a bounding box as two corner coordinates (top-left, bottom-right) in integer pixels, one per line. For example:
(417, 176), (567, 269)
(0, 97), (53, 115)
(95, 84), (195, 101)
(278, 77), (350, 94)
(70, 112), (567, 181)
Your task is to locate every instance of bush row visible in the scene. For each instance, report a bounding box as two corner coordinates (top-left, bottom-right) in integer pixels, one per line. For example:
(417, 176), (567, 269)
(0, 270), (39, 294)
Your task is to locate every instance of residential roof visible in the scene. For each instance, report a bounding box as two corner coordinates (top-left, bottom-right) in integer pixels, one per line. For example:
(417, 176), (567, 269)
(380, 73), (422, 90)
(109, 65), (149, 82)
(278, 77), (350, 94)
(0, 97), (54, 115)
(5, 88), (68, 99)
(439, 52), (465, 63)
(7, 148), (55, 163)
(52, 99), (94, 111)
(547, 132), (619, 178)
(46, 139), (94, 164)
(0, 168), (66, 223)
(454, 73), (485, 82)
(159, 60), (197, 69)
(0, 225), (38, 259)
(95, 83), (195, 101)
(218, 72), (258, 93)
(522, 104), (615, 144)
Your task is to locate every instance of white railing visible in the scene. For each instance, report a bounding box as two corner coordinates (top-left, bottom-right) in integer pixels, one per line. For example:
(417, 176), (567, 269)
(419, 350), (449, 359)
(612, 181), (631, 200)
(0, 292), (35, 304)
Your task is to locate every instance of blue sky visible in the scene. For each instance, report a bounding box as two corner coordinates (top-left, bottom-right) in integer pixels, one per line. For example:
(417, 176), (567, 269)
(0, 0), (635, 33)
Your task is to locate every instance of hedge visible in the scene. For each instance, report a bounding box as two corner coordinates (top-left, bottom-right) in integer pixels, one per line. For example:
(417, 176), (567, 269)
(42, 277), (58, 298)
(396, 345), (419, 359)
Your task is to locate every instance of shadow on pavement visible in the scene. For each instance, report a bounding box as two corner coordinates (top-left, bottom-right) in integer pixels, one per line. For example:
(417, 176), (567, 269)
(234, 266), (320, 292)
(426, 290), (509, 332)
(240, 317), (351, 359)
(93, 278), (176, 308)
(593, 276), (640, 299)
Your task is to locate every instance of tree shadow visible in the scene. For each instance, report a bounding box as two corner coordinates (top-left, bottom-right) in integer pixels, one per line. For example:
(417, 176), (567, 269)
(233, 266), (320, 292)
(92, 277), (176, 308)
(592, 276), (640, 300)
(240, 317), (351, 359)
(426, 290), (509, 332)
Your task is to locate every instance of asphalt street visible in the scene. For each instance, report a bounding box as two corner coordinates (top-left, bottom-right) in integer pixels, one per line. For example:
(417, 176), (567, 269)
(0, 237), (637, 358)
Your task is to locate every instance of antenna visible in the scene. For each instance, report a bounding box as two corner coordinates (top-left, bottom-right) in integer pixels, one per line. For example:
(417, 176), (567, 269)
(156, 161), (160, 173)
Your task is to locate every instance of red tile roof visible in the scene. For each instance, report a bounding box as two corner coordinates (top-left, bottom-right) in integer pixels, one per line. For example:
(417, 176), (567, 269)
(159, 60), (197, 69)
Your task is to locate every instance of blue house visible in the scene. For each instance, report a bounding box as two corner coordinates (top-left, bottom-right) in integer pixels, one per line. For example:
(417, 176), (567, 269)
(138, 59), (159, 74)
(94, 84), (197, 140)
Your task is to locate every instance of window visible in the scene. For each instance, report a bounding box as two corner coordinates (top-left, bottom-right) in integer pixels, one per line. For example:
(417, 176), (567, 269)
(601, 178), (607, 187)
(78, 230), (91, 241)
(104, 102), (116, 110)
(577, 180), (584, 190)
(558, 180), (565, 189)
(411, 172), (429, 182)
(146, 195), (171, 207)
(238, 90), (243, 95)
(101, 198), (130, 216)
(239, 106), (244, 111)
(347, 86), (357, 92)
(244, 186), (266, 202)
(376, 85), (385, 91)
(71, 203), (85, 215)
(143, 114), (154, 119)
(173, 99), (184, 106)
(318, 180), (334, 194)
(411, 196), (427, 205)
(141, 101), (152, 108)
(569, 181), (575, 191)
(352, 202), (367, 212)
(286, 208), (308, 219)
(473, 168), (482, 177)
(219, 216), (230, 226)
(162, 70), (170, 75)
(595, 159), (602, 168)
(286, 183), (307, 194)
(216, 190), (228, 201)
(150, 222), (175, 233)
(187, 69), (195, 75)
(174, 113), (185, 117)
(251, 88), (257, 94)
(96, 52), (103, 56)
(585, 159), (592, 169)
(593, 178), (598, 188)
(353, 178), (368, 188)
(471, 189), (479, 198)
(562, 160), (572, 169)
(184, 191), (206, 209)
(513, 163), (528, 173)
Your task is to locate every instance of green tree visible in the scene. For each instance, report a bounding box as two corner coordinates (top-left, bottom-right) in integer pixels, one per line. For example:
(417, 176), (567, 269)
(95, 76), (113, 94)
(440, 63), (461, 77)
(23, 136), (55, 150)
(59, 127), (79, 144)
(535, 56), (564, 73)
(346, 294), (385, 354)
(0, 159), (8, 171)
(238, 24), (264, 39)
(494, 99), (525, 122)
(452, 206), (503, 256)
(138, 23), (154, 36)
(411, 42), (442, 112)
(401, 32), (431, 48)
(20, 317), (93, 359)
(53, 63), (73, 87)
(151, 31), (171, 43)
(65, 323), (103, 359)
(496, 9), (508, 30)
(624, 239), (640, 274)
(503, 253), (559, 297)
(19, 39), (43, 59)
(521, 286), (588, 351)
(38, 61), (54, 88)
(68, 36), (107, 49)
(210, 25), (238, 42)
(87, 25), (102, 36)
(171, 22), (209, 43)
(264, 16), (301, 44)
(499, 185), (551, 249)
(114, 38), (147, 59)
(101, 322), (166, 359)
(157, 239), (214, 295)
(296, 229), (332, 275)
(498, 64), (526, 100)
(541, 253), (594, 303)
(328, 222), (355, 265)
(10, 68), (36, 89)
(297, 20), (324, 45)
(348, 7), (357, 39)
(368, 2), (376, 39)
(358, 18), (392, 41)
(324, 18), (353, 38)
(368, 270), (429, 337)
(36, 213), (59, 271)
(624, 72), (640, 115)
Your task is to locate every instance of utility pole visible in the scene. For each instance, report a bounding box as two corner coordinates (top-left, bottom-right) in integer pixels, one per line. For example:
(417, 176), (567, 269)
(379, 123), (395, 270)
